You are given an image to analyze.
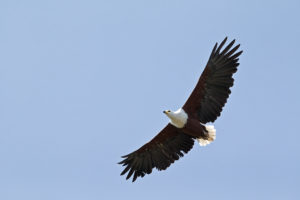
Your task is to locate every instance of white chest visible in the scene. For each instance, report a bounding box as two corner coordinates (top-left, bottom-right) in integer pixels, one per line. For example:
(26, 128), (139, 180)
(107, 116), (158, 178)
(167, 108), (188, 128)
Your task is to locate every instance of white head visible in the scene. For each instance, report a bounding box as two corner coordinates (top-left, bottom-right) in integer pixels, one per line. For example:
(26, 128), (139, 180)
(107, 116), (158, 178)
(163, 108), (188, 128)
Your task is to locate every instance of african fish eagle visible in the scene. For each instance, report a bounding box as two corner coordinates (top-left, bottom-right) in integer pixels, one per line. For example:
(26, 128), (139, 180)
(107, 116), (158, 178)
(119, 37), (243, 182)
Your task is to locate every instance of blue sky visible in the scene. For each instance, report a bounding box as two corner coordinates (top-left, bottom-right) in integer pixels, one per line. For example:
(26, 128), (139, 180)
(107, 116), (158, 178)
(1, 0), (300, 199)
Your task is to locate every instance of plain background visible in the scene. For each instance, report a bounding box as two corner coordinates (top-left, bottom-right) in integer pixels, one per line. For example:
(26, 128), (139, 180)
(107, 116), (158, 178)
(1, 0), (300, 199)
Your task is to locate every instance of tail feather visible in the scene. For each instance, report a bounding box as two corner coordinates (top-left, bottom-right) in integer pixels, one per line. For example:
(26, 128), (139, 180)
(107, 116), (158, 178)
(197, 125), (216, 146)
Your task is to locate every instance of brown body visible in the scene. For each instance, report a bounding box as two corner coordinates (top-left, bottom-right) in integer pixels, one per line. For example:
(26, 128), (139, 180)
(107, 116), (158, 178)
(182, 118), (207, 139)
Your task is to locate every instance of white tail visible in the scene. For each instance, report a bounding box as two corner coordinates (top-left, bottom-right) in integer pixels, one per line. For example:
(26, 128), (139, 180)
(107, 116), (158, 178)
(197, 125), (216, 146)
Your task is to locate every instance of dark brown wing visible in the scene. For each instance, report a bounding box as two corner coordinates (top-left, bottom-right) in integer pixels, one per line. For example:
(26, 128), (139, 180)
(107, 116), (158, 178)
(183, 37), (242, 123)
(119, 124), (195, 182)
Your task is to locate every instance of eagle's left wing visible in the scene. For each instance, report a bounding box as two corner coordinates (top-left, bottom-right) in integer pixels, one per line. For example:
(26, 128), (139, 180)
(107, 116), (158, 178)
(119, 124), (195, 182)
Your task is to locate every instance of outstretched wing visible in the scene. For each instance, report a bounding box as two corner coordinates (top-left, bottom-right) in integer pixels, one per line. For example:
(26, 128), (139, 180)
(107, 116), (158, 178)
(183, 37), (242, 123)
(119, 124), (195, 182)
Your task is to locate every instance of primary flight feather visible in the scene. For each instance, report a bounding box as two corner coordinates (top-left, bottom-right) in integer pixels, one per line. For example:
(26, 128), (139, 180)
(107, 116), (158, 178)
(119, 37), (243, 182)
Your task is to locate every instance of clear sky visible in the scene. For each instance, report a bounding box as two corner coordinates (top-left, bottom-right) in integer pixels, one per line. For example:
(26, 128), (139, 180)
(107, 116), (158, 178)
(1, 0), (300, 199)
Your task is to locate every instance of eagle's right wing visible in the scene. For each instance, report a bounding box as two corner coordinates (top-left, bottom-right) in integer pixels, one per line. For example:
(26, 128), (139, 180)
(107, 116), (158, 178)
(183, 37), (242, 123)
(119, 124), (195, 182)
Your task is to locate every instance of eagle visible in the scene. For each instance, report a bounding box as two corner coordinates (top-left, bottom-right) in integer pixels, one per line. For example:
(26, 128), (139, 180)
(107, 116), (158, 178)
(119, 37), (242, 182)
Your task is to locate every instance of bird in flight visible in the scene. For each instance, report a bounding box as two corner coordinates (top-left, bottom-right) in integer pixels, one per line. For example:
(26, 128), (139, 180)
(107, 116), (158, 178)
(119, 37), (243, 182)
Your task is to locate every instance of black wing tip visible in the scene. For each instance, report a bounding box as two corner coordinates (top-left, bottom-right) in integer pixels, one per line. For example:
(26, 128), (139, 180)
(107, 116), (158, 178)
(216, 37), (228, 53)
(221, 37), (240, 47)
(120, 168), (138, 182)
(121, 153), (130, 158)
(236, 50), (243, 57)
(119, 155), (140, 182)
(120, 169), (128, 176)
(118, 154), (130, 164)
(216, 37), (242, 62)
(229, 39), (235, 45)
(230, 50), (243, 60)
(118, 159), (124, 165)
(210, 42), (218, 57)
(222, 38), (239, 50)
